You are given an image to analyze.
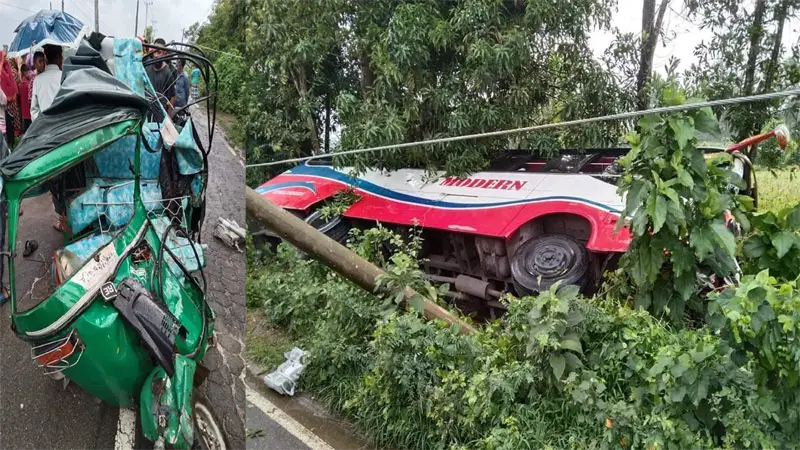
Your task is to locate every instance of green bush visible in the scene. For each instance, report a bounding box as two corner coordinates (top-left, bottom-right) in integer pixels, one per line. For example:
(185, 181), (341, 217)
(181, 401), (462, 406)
(213, 52), (247, 114)
(246, 235), (800, 450)
(245, 85), (800, 449)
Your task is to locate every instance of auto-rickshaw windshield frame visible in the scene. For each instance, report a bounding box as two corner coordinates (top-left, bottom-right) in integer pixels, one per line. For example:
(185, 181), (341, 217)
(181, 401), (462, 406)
(2, 119), (143, 319)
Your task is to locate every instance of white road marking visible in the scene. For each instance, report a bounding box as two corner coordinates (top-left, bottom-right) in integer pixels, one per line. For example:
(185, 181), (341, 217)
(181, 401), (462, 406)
(245, 384), (335, 450)
(224, 141), (242, 163)
(114, 408), (136, 450)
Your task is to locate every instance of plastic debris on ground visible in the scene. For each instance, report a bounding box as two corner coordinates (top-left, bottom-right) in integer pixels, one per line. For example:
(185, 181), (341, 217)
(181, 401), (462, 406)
(263, 347), (307, 396)
(213, 217), (246, 251)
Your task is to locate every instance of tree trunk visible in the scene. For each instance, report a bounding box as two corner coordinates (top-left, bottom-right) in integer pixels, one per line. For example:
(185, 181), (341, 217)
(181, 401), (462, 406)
(636, 0), (670, 110)
(325, 93), (331, 153)
(359, 49), (374, 93)
(764, 0), (790, 93)
(744, 0), (767, 96)
(292, 65), (321, 155)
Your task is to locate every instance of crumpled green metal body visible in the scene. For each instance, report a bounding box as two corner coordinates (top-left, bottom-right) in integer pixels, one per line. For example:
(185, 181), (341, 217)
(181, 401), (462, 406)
(3, 119), (214, 448)
(140, 354), (197, 448)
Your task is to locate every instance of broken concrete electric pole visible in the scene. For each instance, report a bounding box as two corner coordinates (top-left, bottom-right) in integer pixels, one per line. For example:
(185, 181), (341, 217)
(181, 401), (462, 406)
(245, 186), (476, 335)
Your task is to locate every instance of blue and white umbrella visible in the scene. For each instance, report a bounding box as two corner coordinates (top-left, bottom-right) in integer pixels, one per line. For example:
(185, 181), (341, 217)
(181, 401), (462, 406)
(7, 10), (89, 58)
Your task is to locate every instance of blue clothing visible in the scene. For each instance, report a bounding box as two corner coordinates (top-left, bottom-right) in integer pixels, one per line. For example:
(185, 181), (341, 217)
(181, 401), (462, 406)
(175, 72), (190, 108)
(191, 68), (200, 86)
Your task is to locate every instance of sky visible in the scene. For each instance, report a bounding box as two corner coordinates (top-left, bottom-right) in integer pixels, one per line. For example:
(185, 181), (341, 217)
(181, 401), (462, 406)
(0, 0), (796, 76)
(589, 0), (800, 76)
(0, 0), (214, 49)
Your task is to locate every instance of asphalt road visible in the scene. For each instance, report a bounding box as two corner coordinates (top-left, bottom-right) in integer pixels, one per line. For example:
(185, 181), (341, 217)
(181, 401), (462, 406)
(246, 394), (313, 450)
(244, 361), (376, 450)
(0, 105), (246, 449)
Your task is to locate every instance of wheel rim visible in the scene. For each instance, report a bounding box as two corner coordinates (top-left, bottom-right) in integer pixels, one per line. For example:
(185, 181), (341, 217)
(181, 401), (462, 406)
(305, 210), (341, 234)
(194, 402), (226, 450)
(524, 241), (576, 281)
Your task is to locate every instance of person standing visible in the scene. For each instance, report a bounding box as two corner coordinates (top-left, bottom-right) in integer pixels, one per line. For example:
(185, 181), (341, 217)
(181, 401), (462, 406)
(145, 38), (177, 122)
(28, 52), (44, 108)
(31, 45), (63, 121)
(0, 85), (18, 215)
(191, 65), (200, 100)
(0, 84), (7, 146)
(31, 45), (64, 231)
(8, 59), (23, 141)
(174, 59), (190, 110)
(0, 54), (18, 148)
(18, 64), (31, 132)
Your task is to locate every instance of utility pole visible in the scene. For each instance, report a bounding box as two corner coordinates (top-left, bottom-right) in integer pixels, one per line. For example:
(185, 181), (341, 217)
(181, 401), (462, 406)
(61, 0), (64, 12)
(144, 0), (152, 33)
(94, 0), (99, 32)
(135, 0), (139, 36)
(245, 187), (476, 335)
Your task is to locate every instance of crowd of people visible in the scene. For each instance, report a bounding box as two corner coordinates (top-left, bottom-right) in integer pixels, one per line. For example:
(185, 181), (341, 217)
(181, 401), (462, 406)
(0, 36), (202, 227)
(141, 36), (200, 123)
(0, 37), (203, 149)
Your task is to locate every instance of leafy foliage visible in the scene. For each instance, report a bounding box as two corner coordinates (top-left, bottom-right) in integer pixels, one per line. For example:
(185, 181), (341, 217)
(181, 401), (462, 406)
(214, 52), (247, 114)
(247, 232), (800, 449)
(707, 270), (800, 442)
(616, 85), (751, 323)
(184, 0), (247, 145)
(318, 188), (361, 221)
(685, 0), (800, 147)
(741, 204), (800, 280)
(245, 0), (633, 182)
(244, 0), (352, 186)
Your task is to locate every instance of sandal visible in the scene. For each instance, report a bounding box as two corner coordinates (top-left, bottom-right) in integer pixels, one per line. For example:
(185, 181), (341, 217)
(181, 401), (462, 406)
(23, 239), (38, 258)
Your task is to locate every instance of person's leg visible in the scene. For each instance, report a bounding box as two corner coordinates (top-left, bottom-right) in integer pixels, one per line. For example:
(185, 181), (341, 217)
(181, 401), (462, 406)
(5, 112), (14, 148)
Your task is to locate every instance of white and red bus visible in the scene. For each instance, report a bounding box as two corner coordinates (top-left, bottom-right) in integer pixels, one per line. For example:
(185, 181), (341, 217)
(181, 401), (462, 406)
(254, 139), (768, 314)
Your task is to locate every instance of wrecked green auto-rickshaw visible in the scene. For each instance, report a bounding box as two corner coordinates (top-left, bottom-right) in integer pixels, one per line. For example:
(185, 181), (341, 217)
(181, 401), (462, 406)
(0, 34), (225, 449)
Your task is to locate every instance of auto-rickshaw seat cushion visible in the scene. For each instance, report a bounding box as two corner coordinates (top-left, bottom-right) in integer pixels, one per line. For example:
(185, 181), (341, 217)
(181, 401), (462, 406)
(173, 119), (202, 176)
(92, 131), (161, 179)
(54, 233), (114, 283)
(151, 216), (205, 273)
(66, 179), (166, 235)
(112, 38), (146, 97)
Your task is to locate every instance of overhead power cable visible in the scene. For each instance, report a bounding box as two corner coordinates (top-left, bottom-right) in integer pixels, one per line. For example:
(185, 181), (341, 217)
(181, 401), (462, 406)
(246, 88), (800, 168)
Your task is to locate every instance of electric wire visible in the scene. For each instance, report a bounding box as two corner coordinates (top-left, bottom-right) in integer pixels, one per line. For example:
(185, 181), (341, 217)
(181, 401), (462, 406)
(246, 88), (800, 169)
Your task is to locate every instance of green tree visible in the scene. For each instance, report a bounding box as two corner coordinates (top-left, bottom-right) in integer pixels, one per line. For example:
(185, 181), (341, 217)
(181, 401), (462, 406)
(245, 0), (635, 184)
(196, 0), (246, 57)
(636, 0), (671, 110)
(183, 22), (201, 44)
(686, 0), (800, 146)
(245, 0), (353, 186)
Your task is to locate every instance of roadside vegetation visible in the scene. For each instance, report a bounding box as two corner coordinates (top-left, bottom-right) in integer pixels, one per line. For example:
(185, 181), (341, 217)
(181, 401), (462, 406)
(240, 0), (800, 448)
(756, 168), (800, 213)
(246, 87), (800, 448)
(182, 0), (246, 147)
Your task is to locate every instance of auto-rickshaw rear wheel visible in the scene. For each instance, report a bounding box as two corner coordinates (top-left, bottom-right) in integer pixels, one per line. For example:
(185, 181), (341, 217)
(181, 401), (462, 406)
(192, 390), (228, 450)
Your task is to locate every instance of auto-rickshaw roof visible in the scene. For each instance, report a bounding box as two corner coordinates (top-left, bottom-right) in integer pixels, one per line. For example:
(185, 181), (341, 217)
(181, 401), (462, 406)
(0, 40), (148, 178)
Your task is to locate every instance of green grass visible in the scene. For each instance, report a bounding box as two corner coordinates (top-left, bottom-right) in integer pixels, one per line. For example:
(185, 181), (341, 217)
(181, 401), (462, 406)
(214, 110), (246, 149)
(755, 167), (800, 214)
(245, 310), (295, 372)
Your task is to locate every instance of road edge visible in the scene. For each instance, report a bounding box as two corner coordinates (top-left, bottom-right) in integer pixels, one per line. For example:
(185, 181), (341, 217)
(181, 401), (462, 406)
(245, 383), (335, 450)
